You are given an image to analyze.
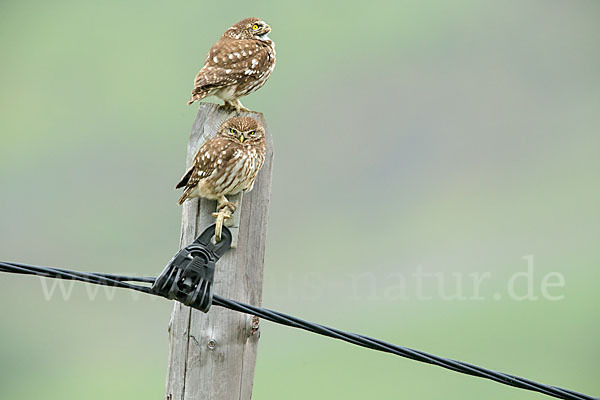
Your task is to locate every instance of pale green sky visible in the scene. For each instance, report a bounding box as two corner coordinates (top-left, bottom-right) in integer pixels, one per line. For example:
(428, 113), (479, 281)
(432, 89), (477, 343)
(0, 1), (598, 398)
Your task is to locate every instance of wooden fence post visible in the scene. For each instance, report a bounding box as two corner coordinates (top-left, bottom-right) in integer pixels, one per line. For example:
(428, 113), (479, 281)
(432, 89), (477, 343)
(164, 103), (274, 400)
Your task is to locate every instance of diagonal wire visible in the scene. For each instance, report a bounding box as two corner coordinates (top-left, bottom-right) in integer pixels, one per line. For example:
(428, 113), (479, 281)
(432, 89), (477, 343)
(0, 261), (597, 400)
(0, 261), (153, 294)
(212, 295), (597, 400)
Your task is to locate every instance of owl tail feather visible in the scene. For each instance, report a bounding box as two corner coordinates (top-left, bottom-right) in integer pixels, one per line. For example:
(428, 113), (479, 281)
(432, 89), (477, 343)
(177, 190), (191, 206)
(176, 166), (195, 205)
(187, 88), (210, 105)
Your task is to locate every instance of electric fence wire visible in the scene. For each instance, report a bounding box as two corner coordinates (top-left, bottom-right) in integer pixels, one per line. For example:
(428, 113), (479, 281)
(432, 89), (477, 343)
(0, 260), (597, 400)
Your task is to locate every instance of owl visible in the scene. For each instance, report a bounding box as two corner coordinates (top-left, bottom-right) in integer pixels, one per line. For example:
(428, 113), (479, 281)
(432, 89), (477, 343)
(176, 117), (266, 209)
(187, 17), (276, 112)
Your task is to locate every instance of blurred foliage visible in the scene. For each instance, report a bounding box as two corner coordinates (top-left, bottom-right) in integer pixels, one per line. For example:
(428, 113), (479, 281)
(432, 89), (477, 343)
(0, 0), (599, 399)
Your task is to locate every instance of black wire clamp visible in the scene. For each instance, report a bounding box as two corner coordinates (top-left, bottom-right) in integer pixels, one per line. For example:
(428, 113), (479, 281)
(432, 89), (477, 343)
(151, 224), (232, 312)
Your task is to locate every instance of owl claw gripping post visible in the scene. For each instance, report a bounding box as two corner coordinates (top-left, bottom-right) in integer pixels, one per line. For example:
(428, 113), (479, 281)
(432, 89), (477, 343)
(187, 18), (276, 113)
(176, 117), (267, 240)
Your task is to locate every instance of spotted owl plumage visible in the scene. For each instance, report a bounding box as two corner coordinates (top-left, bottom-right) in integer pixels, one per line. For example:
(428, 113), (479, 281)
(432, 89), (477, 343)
(187, 17), (276, 112)
(176, 117), (266, 205)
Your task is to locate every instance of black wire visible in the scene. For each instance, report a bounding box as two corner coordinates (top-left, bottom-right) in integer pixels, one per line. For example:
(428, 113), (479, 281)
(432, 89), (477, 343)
(212, 296), (596, 400)
(0, 261), (596, 400)
(0, 261), (156, 284)
(0, 262), (153, 294)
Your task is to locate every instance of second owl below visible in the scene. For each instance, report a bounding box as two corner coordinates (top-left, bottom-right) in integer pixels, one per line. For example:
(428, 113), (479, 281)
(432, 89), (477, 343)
(175, 116), (267, 213)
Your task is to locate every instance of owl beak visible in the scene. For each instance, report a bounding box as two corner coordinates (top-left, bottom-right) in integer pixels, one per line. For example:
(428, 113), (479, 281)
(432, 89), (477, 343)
(238, 134), (245, 143)
(258, 24), (271, 39)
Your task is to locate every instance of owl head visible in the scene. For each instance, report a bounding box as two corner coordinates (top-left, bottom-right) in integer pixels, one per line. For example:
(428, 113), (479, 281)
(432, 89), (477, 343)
(218, 116), (265, 144)
(224, 18), (271, 41)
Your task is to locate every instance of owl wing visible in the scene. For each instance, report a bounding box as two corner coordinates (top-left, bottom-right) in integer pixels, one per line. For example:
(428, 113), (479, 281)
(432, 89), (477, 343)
(193, 39), (272, 91)
(175, 141), (219, 191)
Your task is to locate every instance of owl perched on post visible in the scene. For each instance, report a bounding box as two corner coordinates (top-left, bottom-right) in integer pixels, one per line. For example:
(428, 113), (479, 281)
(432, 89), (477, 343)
(176, 117), (266, 208)
(187, 18), (276, 112)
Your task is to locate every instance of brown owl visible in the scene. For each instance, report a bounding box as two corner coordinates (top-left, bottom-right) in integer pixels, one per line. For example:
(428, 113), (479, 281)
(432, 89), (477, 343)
(187, 17), (276, 112)
(176, 117), (266, 209)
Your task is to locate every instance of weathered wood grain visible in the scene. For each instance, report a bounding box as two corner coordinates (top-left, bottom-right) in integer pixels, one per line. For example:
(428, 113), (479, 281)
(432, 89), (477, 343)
(165, 103), (273, 400)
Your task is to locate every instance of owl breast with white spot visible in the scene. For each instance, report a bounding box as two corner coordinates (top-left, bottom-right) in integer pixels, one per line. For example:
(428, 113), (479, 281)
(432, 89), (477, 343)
(176, 116), (267, 206)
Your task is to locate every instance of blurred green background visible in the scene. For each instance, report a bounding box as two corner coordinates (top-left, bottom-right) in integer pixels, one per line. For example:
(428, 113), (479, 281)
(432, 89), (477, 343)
(1, 0), (598, 398)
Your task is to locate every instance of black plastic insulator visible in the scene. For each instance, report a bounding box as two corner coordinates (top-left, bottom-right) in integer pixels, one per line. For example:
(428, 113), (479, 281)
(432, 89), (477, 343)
(152, 224), (232, 312)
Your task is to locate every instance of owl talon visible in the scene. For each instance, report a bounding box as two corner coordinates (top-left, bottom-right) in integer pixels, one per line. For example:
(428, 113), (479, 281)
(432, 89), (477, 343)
(221, 103), (235, 112)
(218, 201), (237, 213)
(212, 208), (234, 243)
(223, 99), (251, 113)
(212, 202), (236, 242)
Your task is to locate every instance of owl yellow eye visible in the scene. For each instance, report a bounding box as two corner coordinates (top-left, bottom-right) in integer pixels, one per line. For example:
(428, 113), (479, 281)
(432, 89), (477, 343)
(229, 128), (236, 134)
(249, 131), (255, 136)
(252, 24), (259, 30)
